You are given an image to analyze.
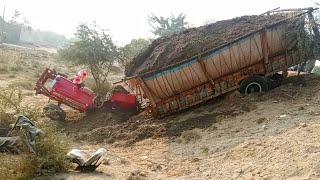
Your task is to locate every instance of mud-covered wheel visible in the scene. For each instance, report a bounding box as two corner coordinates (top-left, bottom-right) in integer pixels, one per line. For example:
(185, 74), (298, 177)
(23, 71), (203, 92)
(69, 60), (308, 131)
(93, 95), (105, 108)
(43, 104), (66, 121)
(239, 76), (268, 94)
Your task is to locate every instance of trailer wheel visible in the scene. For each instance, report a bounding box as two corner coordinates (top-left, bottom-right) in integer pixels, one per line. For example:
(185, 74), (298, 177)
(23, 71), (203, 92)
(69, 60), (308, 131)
(239, 76), (268, 94)
(43, 104), (66, 121)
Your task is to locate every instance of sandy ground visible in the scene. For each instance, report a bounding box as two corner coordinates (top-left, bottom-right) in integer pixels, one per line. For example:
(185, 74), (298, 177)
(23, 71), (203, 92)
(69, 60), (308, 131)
(42, 74), (320, 180)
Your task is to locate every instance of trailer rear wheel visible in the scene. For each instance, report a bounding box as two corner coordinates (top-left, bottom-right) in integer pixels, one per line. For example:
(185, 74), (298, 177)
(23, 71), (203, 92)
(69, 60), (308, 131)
(239, 76), (268, 94)
(43, 104), (66, 121)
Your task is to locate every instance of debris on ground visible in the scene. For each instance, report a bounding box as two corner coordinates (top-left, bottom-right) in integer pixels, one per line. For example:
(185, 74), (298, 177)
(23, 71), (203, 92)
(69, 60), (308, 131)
(67, 148), (107, 172)
(1, 115), (44, 154)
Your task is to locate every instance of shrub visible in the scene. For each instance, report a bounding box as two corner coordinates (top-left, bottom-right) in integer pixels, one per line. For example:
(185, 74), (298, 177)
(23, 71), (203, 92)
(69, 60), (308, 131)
(0, 88), (70, 178)
(0, 125), (70, 179)
(34, 125), (70, 174)
(0, 154), (37, 180)
(86, 80), (111, 95)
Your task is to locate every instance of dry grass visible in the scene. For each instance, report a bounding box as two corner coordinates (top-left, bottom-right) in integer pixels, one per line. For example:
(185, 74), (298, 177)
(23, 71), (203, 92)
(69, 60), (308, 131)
(34, 125), (70, 174)
(0, 67), (8, 74)
(0, 125), (70, 179)
(0, 154), (37, 180)
(0, 46), (77, 178)
(8, 74), (16, 78)
(8, 81), (34, 90)
(0, 88), (70, 179)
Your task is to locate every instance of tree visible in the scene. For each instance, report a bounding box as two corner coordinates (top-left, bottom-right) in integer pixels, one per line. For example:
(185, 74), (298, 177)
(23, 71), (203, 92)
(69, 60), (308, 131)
(8, 10), (29, 25)
(203, 18), (216, 25)
(119, 38), (151, 66)
(148, 13), (188, 37)
(59, 23), (119, 92)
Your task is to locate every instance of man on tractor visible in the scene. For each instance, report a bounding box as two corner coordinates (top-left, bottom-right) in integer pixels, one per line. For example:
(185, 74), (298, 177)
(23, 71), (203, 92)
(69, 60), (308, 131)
(73, 69), (87, 88)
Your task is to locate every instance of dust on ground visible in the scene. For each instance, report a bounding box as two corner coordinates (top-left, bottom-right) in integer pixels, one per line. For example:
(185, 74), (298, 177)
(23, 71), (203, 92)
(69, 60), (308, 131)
(47, 73), (320, 180)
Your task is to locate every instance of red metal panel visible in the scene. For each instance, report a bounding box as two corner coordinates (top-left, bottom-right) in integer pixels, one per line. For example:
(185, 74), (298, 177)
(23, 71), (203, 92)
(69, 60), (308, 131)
(111, 92), (136, 109)
(51, 77), (95, 111)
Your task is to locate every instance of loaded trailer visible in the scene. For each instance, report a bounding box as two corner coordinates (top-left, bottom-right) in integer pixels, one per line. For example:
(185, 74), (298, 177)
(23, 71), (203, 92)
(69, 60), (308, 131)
(120, 8), (320, 117)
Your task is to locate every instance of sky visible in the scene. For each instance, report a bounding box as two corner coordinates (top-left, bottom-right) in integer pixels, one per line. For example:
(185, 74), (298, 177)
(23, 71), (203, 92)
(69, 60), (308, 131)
(0, 0), (318, 46)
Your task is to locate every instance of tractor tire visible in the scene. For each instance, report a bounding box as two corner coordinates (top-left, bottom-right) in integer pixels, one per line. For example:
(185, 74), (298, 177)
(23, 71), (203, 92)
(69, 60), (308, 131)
(239, 76), (268, 94)
(43, 104), (66, 121)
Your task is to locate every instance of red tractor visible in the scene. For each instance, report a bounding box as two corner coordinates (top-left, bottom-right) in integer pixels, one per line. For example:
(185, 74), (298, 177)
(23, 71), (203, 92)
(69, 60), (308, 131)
(35, 68), (140, 121)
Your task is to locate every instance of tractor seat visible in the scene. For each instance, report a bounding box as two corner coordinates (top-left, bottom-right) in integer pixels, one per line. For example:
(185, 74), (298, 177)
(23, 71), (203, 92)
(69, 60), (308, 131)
(67, 148), (106, 172)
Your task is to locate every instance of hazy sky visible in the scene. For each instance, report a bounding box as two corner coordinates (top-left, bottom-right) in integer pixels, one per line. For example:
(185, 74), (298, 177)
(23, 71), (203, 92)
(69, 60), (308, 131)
(1, 0), (317, 45)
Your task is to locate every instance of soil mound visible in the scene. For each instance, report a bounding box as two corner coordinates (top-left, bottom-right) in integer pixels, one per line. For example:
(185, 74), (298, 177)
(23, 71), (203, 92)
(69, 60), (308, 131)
(125, 14), (286, 76)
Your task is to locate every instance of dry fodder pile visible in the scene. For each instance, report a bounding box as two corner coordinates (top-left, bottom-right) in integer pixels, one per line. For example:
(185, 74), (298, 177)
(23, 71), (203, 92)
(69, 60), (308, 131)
(125, 14), (286, 76)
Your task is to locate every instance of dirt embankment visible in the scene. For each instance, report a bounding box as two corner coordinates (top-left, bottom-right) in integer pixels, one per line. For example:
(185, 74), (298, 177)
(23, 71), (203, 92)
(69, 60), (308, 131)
(58, 74), (316, 147)
(125, 14), (286, 76)
(53, 74), (320, 180)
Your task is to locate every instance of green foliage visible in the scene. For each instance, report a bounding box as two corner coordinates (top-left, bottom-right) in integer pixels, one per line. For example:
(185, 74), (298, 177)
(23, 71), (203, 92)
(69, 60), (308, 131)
(0, 154), (37, 180)
(22, 106), (43, 122)
(33, 125), (70, 175)
(0, 125), (70, 179)
(148, 13), (189, 37)
(85, 78), (111, 95)
(285, 17), (314, 61)
(59, 22), (119, 91)
(119, 38), (151, 66)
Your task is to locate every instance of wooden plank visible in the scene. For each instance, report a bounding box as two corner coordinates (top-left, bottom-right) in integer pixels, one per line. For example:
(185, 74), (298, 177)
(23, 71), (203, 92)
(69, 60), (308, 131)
(197, 56), (215, 85)
(261, 29), (269, 73)
(137, 77), (157, 108)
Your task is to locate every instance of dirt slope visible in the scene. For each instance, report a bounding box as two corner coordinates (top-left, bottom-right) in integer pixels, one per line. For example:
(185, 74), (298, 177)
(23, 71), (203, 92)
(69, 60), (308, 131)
(6, 45), (320, 179)
(48, 74), (320, 179)
(125, 14), (286, 76)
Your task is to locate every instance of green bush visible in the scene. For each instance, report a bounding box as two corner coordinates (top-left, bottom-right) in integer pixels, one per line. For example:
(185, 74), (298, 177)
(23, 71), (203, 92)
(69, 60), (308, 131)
(0, 154), (37, 180)
(22, 106), (44, 122)
(86, 78), (111, 95)
(34, 125), (70, 175)
(0, 125), (70, 179)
